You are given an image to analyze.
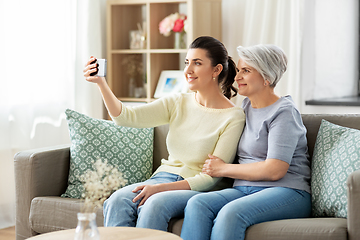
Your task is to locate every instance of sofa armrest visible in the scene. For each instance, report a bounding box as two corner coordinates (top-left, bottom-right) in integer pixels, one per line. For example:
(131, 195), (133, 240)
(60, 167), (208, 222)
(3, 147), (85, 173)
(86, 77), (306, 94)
(347, 169), (360, 240)
(14, 144), (70, 240)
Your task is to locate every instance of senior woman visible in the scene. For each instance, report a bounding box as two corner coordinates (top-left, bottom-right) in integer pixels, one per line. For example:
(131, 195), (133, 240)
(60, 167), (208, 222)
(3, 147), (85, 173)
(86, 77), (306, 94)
(180, 44), (311, 240)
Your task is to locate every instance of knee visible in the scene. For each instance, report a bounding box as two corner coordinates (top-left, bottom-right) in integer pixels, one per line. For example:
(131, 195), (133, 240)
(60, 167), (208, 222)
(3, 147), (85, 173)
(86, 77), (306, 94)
(184, 194), (210, 214)
(104, 188), (135, 213)
(185, 195), (201, 210)
(137, 194), (170, 228)
(140, 195), (163, 215)
(216, 204), (246, 224)
(189, 194), (208, 206)
(139, 192), (176, 217)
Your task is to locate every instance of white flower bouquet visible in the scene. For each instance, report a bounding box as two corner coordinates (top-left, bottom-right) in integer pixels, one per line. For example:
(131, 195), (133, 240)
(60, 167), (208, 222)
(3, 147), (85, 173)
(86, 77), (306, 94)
(79, 159), (127, 213)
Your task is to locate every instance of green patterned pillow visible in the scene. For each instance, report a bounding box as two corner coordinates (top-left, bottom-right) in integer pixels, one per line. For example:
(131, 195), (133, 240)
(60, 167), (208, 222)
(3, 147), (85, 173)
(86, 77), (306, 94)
(311, 119), (360, 218)
(61, 109), (154, 199)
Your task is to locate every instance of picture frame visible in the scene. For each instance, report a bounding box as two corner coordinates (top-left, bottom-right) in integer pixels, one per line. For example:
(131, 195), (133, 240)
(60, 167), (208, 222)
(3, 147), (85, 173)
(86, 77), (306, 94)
(154, 70), (188, 98)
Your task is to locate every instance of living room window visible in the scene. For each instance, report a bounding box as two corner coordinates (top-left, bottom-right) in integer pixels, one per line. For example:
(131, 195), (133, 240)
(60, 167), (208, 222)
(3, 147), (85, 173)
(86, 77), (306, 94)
(303, 0), (360, 107)
(0, 0), (77, 229)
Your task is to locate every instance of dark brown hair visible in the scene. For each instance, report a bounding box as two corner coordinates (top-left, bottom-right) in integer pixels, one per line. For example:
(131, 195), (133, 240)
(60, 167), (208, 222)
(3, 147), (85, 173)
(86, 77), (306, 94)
(190, 36), (237, 99)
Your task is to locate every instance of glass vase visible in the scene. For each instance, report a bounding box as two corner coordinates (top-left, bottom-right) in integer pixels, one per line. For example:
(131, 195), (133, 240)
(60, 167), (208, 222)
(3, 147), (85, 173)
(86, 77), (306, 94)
(74, 213), (99, 240)
(174, 31), (186, 49)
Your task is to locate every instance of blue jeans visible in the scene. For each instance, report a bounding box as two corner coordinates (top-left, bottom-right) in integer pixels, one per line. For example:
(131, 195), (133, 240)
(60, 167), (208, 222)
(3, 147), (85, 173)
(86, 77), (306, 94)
(103, 172), (199, 231)
(181, 186), (311, 240)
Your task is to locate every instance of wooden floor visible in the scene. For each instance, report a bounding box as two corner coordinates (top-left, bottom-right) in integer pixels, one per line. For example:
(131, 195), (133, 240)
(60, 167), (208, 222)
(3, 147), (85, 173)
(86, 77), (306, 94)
(0, 226), (15, 240)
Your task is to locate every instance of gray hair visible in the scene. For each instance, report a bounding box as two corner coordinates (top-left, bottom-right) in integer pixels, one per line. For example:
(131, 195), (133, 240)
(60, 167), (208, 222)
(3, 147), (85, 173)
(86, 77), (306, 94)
(236, 44), (287, 87)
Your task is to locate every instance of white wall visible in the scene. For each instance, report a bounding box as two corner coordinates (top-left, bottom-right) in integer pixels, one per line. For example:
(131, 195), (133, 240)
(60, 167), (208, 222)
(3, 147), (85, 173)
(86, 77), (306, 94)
(300, 0), (360, 114)
(222, 0), (360, 114)
(222, 0), (304, 107)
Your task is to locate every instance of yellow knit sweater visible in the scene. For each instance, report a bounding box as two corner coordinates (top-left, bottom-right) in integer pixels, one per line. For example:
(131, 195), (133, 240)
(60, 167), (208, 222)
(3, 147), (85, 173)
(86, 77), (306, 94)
(112, 93), (245, 191)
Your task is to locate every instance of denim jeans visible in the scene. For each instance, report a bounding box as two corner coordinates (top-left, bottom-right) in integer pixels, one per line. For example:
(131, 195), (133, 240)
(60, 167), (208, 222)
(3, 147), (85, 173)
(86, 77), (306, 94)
(103, 172), (199, 231)
(181, 186), (311, 240)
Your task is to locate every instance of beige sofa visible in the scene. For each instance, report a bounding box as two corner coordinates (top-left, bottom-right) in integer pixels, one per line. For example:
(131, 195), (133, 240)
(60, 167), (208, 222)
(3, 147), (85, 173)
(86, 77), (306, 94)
(15, 114), (360, 240)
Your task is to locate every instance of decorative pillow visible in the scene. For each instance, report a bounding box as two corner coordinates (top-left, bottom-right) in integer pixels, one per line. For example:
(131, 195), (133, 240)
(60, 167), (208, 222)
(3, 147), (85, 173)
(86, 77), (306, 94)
(61, 109), (154, 199)
(311, 119), (360, 218)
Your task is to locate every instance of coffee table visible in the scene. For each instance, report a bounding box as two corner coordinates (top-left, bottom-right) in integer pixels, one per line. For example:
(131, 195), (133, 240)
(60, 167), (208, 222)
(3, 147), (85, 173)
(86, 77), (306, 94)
(27, 227), (183, 240)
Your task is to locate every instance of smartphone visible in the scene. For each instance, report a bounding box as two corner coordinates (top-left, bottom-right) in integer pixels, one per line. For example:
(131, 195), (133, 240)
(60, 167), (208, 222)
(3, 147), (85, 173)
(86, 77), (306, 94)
(90, 58), (107, 77)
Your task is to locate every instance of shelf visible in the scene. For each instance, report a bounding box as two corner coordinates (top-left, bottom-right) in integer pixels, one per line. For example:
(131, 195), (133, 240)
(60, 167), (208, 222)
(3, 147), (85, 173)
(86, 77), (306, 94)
(108, 4), (146, 50)
(305, 96), (360, 107)
(111, 49), (188, 54)
(111, 50), (148, 54)
(119, 97), (148, 102)
(149, 49), (188, 53)
(107, 0), (222, 103)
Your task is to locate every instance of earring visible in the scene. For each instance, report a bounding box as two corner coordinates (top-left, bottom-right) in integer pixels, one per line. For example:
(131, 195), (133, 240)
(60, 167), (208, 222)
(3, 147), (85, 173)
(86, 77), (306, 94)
(213, 77), (216, 81)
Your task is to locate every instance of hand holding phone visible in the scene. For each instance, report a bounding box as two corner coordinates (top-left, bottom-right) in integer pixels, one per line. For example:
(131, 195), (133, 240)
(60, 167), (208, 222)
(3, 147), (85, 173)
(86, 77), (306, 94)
(90, 58), (107, 77)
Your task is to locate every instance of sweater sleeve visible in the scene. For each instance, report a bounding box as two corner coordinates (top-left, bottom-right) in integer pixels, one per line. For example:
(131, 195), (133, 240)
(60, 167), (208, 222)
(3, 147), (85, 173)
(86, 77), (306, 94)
(185, 111), (246, 191)
(111, 94), (180, 128)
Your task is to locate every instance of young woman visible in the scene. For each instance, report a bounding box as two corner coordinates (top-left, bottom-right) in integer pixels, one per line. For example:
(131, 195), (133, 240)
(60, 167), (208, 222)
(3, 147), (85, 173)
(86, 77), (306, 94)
(180, 44), (311, 240)
(83, 36), (245, 231)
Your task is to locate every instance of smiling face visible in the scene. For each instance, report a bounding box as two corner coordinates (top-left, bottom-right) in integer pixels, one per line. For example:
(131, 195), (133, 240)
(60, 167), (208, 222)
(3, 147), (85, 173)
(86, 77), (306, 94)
(184, 48), (217, 92)
(235, 58), (268, 98)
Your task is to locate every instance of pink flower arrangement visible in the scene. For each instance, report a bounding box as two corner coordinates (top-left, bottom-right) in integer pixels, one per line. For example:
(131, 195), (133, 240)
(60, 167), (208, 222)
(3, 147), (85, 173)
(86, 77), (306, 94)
(159, 13), (187, 37)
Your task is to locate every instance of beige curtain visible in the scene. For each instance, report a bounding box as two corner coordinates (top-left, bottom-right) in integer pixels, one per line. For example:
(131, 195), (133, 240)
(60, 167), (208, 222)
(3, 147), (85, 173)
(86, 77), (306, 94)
(222, 0), (304, 107)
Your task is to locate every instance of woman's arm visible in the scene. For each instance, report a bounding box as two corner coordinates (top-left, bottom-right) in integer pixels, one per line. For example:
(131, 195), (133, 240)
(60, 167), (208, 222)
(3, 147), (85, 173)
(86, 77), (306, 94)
(83, 56), (122, 117)
(184, 111), (245, 191)
(206, 105), (306, 182)
(202, 154), (289, 181)
(132, 180), (191, 206)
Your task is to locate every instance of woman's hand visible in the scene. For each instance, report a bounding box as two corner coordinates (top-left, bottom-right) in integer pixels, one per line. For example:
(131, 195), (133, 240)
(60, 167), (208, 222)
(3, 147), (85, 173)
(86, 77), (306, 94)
(131, 180), (191, 207)
(202, 154), (227, 177)
(132, 184), (162, 207)
(83, 56), (105, 84)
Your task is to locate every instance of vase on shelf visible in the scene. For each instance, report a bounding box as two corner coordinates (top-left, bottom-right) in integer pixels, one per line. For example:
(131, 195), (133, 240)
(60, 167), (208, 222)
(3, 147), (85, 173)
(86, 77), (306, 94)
(174, 31), (186, 49)
(74, 212), (99, 240)
(128, 78), (135, 97)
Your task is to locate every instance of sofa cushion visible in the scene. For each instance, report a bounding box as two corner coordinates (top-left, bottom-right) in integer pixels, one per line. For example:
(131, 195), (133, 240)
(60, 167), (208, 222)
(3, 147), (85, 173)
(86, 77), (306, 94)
(311, 119), (360, 218)
(30, 196), (186, 235)
(167, 217), (348, 240)
(29, 196), (104, 233)
(244, 218), (347, 240)
(61, 109), (154, 199)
